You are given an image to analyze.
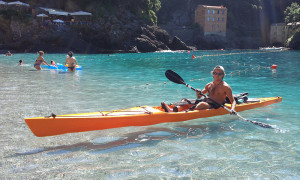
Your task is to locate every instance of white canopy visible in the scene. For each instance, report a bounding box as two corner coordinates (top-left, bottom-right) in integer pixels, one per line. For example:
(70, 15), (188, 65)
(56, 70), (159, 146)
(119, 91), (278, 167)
(53, 19), (64, 23)
(40, 7), (69, 16)
(8, 1), (29, 7)
(0, 1), (7, 5)
(49, 11), (68, 16)
(36, 13), (48, 17)
(69, 11), (92, 16)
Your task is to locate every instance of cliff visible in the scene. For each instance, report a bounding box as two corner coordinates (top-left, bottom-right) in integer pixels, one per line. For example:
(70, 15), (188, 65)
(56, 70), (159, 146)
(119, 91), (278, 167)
(0, 0), (195, 53)
(0, 0), (298, 53)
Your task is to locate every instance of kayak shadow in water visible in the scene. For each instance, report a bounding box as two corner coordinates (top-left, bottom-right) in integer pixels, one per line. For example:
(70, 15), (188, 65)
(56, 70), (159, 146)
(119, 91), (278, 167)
(9, 123), (234, 157)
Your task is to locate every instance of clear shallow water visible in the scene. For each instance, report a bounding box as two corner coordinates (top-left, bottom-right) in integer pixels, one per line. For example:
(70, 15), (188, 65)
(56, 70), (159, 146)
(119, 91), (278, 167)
(0, 50), (299, 179)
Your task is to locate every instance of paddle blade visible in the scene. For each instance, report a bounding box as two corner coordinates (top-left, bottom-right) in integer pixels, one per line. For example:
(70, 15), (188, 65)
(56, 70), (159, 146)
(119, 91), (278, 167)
(165, 70), (185, 85)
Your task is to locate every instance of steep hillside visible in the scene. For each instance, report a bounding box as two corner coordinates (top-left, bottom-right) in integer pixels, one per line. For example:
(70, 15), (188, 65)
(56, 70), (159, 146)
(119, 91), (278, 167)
(1, 0), (300, 52)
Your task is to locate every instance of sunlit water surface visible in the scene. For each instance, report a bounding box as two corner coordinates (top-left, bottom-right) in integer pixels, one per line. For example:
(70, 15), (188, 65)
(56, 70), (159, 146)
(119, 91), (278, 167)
(0, 50), (299, 179)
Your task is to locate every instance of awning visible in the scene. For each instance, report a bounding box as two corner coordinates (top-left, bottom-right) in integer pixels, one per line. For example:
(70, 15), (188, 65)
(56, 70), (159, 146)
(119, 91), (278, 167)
(69, 11), (92, 16)
(40, 7), (69, 16)
(49, 11), (68, 16)
(7, 1), (29, 7)
(0, 1), (7, 5)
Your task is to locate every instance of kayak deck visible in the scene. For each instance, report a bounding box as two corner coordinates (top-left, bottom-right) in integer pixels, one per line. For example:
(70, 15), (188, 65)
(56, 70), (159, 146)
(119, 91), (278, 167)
(25, 97), (282, 137)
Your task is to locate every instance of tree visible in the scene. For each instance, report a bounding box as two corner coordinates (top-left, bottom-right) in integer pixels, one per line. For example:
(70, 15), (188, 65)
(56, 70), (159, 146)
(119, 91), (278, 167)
(284, 2), (300, 23)
(141, 0), (162, 25)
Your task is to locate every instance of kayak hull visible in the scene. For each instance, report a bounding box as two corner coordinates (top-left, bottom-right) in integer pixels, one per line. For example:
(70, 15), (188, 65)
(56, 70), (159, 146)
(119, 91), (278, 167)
(25, 97), (282, 137)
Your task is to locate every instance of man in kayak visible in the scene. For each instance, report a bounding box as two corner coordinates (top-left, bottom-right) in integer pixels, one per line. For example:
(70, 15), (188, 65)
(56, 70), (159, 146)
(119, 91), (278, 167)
(162, 65), (236, 114)
(65, 51), (78, 72)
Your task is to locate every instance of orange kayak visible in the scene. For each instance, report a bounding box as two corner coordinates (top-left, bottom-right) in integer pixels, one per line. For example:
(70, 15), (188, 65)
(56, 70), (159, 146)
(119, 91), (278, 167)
(25, 97), (282, 137)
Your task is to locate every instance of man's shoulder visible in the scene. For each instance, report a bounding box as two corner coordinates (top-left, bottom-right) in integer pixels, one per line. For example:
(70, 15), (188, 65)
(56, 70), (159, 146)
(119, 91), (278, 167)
(222, 81), (232, 89)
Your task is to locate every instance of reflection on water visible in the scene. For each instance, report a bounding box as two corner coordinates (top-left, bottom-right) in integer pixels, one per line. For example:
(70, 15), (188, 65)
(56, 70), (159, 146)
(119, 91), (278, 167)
(12, 125), (214, 157)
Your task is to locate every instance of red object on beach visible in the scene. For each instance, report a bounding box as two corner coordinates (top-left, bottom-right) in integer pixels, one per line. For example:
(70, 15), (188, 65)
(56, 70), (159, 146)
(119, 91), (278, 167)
(192, 55), (195, 59)
(271, 64), (278, 69)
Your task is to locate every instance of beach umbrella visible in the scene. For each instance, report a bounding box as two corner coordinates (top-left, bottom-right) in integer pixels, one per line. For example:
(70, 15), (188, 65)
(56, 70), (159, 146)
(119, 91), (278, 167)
(53, 19), (64, 23)
(7, 1), (29, 7)
(37, 13), (48, 17)
(36, 13), (48, 21)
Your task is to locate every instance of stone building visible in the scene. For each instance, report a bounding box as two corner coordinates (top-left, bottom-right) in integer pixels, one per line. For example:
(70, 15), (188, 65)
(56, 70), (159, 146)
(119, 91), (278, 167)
(194, 5), (227, 37)
(270, 23), (287, 44)
(270, 22), (300, 44)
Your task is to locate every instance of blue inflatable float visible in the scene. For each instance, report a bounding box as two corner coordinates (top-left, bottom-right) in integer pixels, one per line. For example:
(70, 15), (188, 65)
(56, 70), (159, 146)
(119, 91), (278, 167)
(41, 63), (82, 71)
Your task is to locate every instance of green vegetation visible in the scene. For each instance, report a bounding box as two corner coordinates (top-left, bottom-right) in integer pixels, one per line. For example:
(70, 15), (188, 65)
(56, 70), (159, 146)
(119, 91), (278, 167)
(141, 0), (161, 24)
(0, 9), (32, 23)
(0, 9), (18, 19)
(284, 2), (300, 23)
(284, 2), (300, 49)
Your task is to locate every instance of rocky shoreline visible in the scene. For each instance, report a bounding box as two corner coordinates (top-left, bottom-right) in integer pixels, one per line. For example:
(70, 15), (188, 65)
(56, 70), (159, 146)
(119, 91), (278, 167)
(0, 23), (195, 54)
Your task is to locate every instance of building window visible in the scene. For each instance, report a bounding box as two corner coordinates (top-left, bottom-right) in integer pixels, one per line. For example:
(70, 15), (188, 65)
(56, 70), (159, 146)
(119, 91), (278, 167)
(217, 17), (220, 21)
(208, 17), (210, 21)
(208, 10), (210, 14)
(202, 10), (204, 14)
(213, 10), (215, 14)
(222, 18), (224, 22)
(212, 17), (215, 21)
(222, 10), (225, 14)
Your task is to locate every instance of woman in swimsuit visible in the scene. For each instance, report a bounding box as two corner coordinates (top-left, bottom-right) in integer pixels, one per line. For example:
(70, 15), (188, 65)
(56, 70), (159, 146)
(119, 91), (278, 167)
(34, 51), (50, 70)
(64, 51), (78, 72)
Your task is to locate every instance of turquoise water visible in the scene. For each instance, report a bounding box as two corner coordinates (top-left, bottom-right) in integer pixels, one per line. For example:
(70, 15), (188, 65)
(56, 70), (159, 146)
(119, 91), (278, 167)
(0, 50), (299, 179)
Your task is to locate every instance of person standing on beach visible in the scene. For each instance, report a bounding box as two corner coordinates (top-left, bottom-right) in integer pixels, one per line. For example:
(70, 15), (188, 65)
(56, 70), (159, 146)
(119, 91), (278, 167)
(162, 65), (236, 114)
(34, 51), (50, 70)
(64, 51), (78, 72)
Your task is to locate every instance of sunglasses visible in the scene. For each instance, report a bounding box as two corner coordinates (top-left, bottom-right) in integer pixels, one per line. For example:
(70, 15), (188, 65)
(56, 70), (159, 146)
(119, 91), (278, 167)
(213, 72), (224, 76)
